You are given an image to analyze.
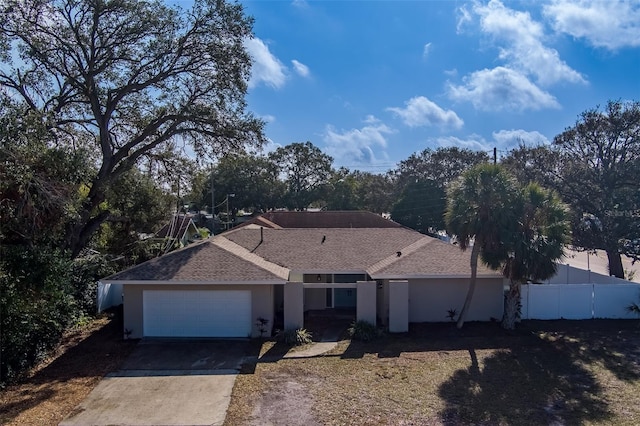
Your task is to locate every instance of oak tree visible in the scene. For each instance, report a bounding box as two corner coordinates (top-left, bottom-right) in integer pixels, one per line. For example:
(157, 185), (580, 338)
(0, 0), (265, 256)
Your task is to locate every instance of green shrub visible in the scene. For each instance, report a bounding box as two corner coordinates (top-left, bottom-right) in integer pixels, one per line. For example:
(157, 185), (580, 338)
(348, 320), (382, 341)
(0, 247), (76, 383)
(282, 328), (313, 346)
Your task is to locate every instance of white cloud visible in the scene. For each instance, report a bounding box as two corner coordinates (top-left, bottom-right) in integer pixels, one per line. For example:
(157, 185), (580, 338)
(387, 96), (464, 129)
(244, 38), (287, 89)
(444, 68), (458, 77)
(422, 42), (432, 59)
(434, 129), (549, 152)
(492, 129), (550, 146)
(260, 114), (276, 123)
(323, 121), (395, 165)
(435, 135), (490, 151)
(447, 67), (560, 112)
(291, 59), (310, 77)
(457, 5), (472, 33)
(363, 114), (380, 124)
(291, 0), (309, 9)
(544, 0), (640, 50)
(472, 0), (585, 86)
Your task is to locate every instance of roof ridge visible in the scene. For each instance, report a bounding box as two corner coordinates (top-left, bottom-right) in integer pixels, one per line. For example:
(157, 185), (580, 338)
(366, 236), (436, 275)
(256, 216), (282, 229)
(212, 236), (289, 280)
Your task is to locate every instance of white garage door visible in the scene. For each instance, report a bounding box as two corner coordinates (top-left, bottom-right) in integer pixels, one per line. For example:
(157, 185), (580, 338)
(143, 290), (252, 337)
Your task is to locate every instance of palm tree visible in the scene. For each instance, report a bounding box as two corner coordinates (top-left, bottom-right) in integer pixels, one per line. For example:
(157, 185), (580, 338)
(445, 164), (520, 329)
(626, 300), (640, 317)
(498, 183), (569, 330)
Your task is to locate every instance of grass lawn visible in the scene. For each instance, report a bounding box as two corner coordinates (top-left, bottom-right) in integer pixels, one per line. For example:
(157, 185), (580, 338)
(225, 320), (640, 425)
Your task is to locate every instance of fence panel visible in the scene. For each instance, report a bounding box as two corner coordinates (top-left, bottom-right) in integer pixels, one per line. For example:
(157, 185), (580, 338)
(525, 285), (561, 319)
(522, 283), (640, 320)
(97, 282), (123, 312)
(593, 284), (640, 319)
(558, 285), (593, 319)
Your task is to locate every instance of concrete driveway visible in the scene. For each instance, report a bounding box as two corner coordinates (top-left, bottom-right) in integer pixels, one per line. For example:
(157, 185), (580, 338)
(60, 339), (256, 426)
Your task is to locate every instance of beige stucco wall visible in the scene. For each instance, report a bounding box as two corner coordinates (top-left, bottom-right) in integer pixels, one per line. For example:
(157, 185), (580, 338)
(289, 272), (304, 282)
(123, 284), (274, 339)
(408, 277), (504, 322)
(389, 280), (409, 332)
(356, 281), (377, 324)
(284, 281), (304, 330)
(376, 280), (389, 325)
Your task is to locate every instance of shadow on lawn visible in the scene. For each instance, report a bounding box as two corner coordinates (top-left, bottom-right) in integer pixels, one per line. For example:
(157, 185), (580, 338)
(0, 311), (137, 424)
(341, 320), (640, 425)
(438, 343), (610, 425)
(522, 319), (640, 383)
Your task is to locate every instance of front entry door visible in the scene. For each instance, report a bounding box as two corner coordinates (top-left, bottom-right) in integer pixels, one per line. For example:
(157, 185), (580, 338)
(334, 288), (356, 308)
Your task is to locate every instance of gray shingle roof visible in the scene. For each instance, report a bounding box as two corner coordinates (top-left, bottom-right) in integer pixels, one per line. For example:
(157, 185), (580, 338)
(104, 216), (501, 282)
(224, 227), (424, 271)
(369, 237), (499, 277)
(104, 239), (286, 282)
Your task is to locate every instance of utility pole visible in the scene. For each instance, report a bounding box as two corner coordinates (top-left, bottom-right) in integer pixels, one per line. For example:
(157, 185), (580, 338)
(226, 193), (235, 231)
(493, 147), (497, 164)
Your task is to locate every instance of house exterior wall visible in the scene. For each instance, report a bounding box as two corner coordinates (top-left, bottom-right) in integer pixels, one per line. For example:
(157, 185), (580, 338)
(389, 280), (409, 332)
(408, 278), (504, 322)
(356, 281), (376, 324)
(376, 280), (389, 325)
(123, 284), (274, 339)
(304, 287), (327, 310)
(290, 272), (304, 282)
(284, 281), (304, 330)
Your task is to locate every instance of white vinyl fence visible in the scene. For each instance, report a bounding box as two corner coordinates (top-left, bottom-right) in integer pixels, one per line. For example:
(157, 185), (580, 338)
(521, 283), (640, 320)
(97, 282), (123, 312)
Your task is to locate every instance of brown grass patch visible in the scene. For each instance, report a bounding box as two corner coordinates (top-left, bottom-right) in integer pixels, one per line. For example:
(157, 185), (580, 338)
(227, 320), (640, 425)
(0, 311), (137, 426)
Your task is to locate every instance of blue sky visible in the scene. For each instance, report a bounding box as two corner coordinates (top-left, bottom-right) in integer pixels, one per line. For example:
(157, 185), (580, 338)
(241, 0), (640, 172)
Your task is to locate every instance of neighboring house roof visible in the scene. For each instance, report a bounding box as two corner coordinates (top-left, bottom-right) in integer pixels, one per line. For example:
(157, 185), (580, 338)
(238, 210), (402, 229)
(156, 215), (198, 240)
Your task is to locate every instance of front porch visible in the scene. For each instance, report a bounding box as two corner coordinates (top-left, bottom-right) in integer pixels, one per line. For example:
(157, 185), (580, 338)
(281, 278), (410, 333)
(304, 309), (355, 341)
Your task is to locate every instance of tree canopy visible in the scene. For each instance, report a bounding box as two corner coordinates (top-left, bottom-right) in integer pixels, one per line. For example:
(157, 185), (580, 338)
(269, 141), (333, 210)
(192, 153), (284, 214)
(391, 179), (446, 235)
(502, 101), (640, 278)
(552, 100), (640, 277)
(394, 147), (490, 191)
(0, 0), (264, 256)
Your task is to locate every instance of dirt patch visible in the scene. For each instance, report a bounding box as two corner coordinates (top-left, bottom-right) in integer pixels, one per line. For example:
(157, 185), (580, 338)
(249, 370), (320, 426)
(0, 311), (137, 426)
